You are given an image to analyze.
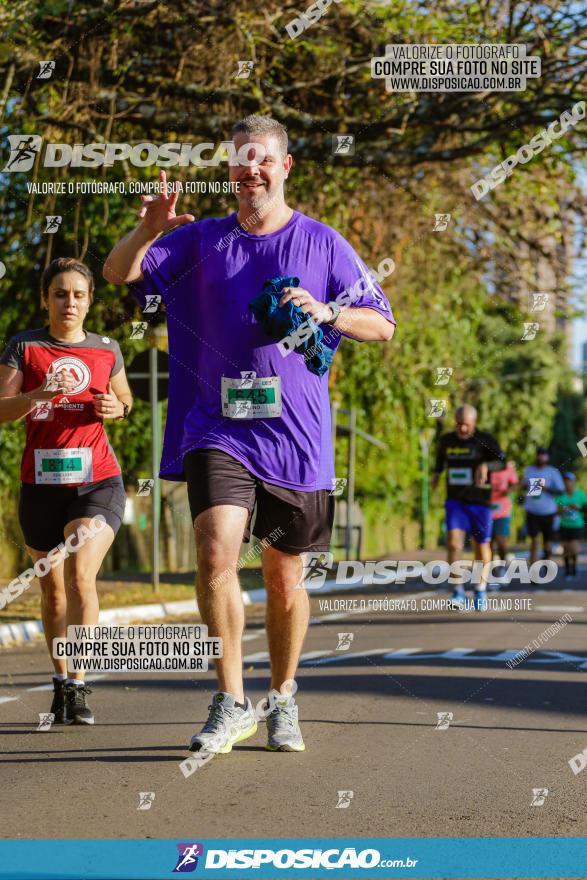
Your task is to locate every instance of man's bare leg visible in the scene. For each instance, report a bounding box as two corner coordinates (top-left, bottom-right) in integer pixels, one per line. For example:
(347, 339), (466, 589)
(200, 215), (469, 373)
(188, 504), (261, 755)
(447, 528), (465, 566)
(261, 544), (307, 751)
(494, 534), (508, 561)
(194, 505), (249, 702)
(262, 546), (308, 690)
(473, 539), (492, 590)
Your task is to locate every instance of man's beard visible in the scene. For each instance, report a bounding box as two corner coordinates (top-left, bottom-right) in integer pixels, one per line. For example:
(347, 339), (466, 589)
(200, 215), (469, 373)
(247, 186), (270, 211)
(241, 184), (271, 211)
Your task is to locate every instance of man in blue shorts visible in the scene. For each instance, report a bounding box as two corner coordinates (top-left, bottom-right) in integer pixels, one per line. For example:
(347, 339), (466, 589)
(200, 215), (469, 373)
(104, 115), (395, 754)
(432, 405), (505, 610)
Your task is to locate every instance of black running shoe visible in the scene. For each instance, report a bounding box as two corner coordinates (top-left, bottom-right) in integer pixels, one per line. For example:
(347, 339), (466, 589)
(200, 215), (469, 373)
(50, 677), (66, 724)
(64, 683), (94, 725)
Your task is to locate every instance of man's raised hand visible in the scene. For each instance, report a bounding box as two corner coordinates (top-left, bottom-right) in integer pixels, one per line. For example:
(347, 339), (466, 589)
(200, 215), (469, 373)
(138, 170), (195, 237)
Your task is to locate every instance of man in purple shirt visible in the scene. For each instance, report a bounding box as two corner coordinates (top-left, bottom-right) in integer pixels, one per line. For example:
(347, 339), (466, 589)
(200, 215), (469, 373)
(104, 115), (395, 755)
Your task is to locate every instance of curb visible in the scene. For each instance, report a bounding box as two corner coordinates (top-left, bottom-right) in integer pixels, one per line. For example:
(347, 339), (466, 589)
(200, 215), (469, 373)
(0, 579), (350, 648)
(0, 598), (203, 648)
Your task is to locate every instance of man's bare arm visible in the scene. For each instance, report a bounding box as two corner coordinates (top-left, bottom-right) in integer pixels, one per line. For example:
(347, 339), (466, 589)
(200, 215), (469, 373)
(333, 306), (395, 342)
(103, 169), (194, 286)
(103, 224), (159, 285)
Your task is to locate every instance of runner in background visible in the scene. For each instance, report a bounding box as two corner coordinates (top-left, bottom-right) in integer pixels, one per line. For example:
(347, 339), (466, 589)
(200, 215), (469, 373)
(489, 460), (519, 588)
(522, 447), (564, 565)
(432, 404), (506, 611)
(556, 472), (587, 580)
(0, 258), (132, 725)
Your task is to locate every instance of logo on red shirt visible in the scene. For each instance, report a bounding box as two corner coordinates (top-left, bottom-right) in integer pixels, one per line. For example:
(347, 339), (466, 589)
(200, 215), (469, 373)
(47, 356), (91, 395)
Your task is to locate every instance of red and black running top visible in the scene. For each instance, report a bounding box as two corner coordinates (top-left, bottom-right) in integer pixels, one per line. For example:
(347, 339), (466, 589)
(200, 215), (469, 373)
(0, 327), (124, 485)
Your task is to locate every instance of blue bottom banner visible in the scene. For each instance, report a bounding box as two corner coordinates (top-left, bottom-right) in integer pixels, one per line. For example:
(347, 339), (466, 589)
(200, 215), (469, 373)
(0, 838), (585, 879)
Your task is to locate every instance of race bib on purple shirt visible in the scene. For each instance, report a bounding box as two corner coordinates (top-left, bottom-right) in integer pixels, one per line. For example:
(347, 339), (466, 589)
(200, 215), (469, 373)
(130, 210), (395, 489)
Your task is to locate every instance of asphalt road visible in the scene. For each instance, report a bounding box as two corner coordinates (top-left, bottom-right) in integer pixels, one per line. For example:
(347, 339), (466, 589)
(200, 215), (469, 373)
(1, 571), (587, 842)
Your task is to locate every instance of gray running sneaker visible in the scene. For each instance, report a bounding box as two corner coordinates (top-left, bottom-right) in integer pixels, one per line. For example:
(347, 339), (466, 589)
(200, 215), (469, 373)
(265, 695), (305, 752)
(188, 692), (257, 754)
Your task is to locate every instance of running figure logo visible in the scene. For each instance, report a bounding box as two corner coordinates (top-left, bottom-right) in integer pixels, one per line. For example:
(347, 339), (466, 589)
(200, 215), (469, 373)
(299, 551), (334, 590)
(527, 478), (545, 497)
(332, 135), (355, 155)
(31, 401), (54, 421)
(335, 791), (354, 809)
(529, 293), (549, 312)
(235, 61), (254, 78)
(521, 322), (539, 341)
(329, 477), (347, 496)
(37, 60), (56, 79)
(137, 792), (155, 811)
(336, 632), (354, 651)
(44, 216), (62, 233)
(435, 711), (453, 730)
(433, 213), (451, 231)
(530, 788), (548, 806)
(143, 294), (161, 314)
(2, 135), (42, 172)
(427, 399), (447, 418)
(37, 713), (54, 732)
(130, 321), (149, 339)
(173, 843), (204, 873)
(137, 479), (154, 496)
(434, 367), (453, 386)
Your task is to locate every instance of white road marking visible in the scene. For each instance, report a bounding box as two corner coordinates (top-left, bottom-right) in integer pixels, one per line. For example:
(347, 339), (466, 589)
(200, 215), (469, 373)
(298, 650), (335, 662)
(2, 640), (266, 706)
(304, 648), (392, 666)
(527, 650), (587, 666)
(242, 651), (270, 663)
(533, 605), (584, 613)
(313, 611), (360, 623)
(286, 647), (587, 666)
(244, 648), (335, 665)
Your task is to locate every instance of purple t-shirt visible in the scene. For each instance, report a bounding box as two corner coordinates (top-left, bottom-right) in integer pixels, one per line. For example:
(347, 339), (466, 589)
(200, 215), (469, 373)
(131, 210), (395, 490)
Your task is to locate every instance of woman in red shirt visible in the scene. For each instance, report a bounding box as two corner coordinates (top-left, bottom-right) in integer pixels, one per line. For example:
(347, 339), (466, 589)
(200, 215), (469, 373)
(0, 257), (132, 726)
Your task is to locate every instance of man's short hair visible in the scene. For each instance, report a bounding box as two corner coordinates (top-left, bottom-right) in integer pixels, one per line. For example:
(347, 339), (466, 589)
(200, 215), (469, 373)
(455, 404), (477, 421)
(231, 115), (288, 157)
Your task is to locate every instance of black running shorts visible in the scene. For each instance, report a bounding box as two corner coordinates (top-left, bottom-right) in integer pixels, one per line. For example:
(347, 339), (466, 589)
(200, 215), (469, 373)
(19, 475), (126, 552)
(560, 526), (582, 542)
(526, 512), (555, 542)
(183, 448), (335, 555)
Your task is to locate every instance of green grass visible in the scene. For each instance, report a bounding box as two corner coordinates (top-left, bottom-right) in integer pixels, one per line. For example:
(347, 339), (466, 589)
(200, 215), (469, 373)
(0, 569), (267, 625)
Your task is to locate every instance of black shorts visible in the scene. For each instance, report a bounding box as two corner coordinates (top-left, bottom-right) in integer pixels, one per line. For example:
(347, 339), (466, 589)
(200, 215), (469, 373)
(561, 526), (582, 542)
(19, 475), (126, 552)
(526, 512), (555, 542)
(183, 448), (335, 555)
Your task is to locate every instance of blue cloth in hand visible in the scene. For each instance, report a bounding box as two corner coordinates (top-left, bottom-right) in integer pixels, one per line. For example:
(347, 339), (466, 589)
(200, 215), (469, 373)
(249, 276), (335, 377)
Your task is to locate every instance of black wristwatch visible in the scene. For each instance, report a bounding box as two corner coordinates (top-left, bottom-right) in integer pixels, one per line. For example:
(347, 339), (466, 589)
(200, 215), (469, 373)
(119, 402), (130, 419)
(324, 302), (341, 325)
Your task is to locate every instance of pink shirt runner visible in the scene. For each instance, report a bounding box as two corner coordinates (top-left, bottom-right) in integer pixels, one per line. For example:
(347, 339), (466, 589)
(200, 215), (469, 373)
(490, 462), (519, 519)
